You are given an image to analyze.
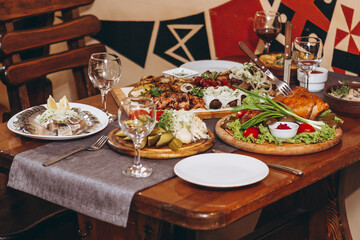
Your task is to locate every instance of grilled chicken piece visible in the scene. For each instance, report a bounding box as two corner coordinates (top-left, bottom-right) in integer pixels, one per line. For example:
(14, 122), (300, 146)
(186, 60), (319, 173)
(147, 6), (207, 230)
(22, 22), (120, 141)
(273, 86), (329, 120)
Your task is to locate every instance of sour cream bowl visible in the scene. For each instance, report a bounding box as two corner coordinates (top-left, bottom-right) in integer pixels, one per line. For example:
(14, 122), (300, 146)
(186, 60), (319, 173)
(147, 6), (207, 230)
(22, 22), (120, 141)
(268, 122), (299, 140)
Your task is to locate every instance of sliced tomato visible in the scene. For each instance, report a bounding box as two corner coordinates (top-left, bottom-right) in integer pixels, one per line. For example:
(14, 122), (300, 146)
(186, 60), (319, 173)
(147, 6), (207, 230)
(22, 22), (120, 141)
(236, 110), (248, 119)
(243, 127), (260, 138)
(157, 110), (165, 121)
(128, 109), (149, 119)
(221, 79), (228, 85)
(297, 123), (316, 134)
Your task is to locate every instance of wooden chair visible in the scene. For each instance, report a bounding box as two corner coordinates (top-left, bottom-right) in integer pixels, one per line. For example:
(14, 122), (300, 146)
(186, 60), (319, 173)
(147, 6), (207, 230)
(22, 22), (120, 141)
(0, 0), (106, 122)
(0, 0), (106, 238)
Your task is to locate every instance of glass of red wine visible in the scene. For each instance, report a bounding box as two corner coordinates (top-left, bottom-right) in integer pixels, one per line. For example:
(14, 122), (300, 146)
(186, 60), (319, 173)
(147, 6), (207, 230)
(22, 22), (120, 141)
(292, 36), (323, 90)
(253, 11), (282, 53)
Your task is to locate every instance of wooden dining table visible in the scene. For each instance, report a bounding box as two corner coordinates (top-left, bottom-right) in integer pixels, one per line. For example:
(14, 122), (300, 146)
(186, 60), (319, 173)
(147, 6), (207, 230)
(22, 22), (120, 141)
(1, 56), (360, 240)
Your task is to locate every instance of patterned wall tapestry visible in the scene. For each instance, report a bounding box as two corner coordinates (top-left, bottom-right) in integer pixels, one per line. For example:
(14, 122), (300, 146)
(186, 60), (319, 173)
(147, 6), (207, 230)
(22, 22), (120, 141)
(84, 0), (360, 86)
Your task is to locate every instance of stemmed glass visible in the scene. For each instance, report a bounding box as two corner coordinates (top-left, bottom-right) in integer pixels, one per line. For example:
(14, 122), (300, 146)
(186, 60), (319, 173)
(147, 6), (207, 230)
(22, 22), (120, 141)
(253, 11), (282, 53)
(292, 36), (323, 89)
(118, 97), (156, 178)
(88, 52), (122, 122)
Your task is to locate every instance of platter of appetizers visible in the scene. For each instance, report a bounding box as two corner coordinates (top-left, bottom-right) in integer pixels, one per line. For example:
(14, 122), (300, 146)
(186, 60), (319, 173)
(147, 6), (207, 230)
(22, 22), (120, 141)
(215, 87), (343, 155)
(7, 96), (108, 140)
(107, 109), (215, 159)
(113, 61), (278, 119)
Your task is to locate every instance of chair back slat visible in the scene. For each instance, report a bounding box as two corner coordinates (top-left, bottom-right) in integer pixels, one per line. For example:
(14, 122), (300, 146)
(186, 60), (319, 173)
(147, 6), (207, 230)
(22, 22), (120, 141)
(0, 0), (94, 21)
(0, 15), (101, 54)
(0, 0), (106, 122)
(3, 44), (106, 86)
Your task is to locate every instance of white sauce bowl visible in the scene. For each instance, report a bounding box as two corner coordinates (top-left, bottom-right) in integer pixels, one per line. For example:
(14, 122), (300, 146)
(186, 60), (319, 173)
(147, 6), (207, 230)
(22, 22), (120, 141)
(268, 122), (299, 140)
(297, 67), (328, 92)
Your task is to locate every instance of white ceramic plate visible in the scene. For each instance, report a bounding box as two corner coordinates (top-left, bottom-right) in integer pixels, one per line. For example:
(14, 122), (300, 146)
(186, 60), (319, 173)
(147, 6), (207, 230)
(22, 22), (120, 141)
(180, 60), (242, 73)
(7, 103), (108, 140)
(174, 153), (269, 188)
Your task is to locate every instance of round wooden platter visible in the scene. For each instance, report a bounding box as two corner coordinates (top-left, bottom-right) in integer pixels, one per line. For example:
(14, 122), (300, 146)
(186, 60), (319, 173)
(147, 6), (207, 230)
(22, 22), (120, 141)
(107, 128), (215, 159)
(215, 115), (343, 155)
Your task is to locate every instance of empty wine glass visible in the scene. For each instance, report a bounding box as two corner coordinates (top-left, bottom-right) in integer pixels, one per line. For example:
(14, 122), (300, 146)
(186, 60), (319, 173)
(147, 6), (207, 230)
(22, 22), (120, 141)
(292, 36), (323, 90)
(254, 11), (282, 53)
(118, 97), (156, 178)
(88, 52), (122, 122)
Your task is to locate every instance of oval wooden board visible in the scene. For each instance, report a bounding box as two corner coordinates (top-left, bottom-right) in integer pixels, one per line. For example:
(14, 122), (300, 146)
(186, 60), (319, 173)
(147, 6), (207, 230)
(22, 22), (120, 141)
(107, 128), (215, 159)
(215, 115), (343, 155)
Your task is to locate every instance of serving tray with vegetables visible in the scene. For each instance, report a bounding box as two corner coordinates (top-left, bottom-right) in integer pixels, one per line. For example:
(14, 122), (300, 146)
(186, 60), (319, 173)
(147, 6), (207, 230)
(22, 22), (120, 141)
(215, 87), (343, 155)
(108, 109), (215, 159)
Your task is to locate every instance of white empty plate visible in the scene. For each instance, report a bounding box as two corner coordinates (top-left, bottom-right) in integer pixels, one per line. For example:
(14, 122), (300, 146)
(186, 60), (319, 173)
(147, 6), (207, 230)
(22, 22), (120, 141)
(180, 60), (242, 73)
(174, 153), (269, 188)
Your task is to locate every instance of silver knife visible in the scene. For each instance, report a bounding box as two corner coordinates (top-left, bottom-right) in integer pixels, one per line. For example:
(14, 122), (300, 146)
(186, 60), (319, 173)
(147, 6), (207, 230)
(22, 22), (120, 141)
(211, 149), (303, 176)
(283, 21), (293, 85)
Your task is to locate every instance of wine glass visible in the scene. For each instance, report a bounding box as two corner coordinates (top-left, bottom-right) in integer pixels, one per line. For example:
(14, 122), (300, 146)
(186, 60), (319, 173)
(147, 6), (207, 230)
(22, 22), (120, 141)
(292, 36), (323, 90)
(88, 52), (122, 122)
(253, 11), (282, 53)
(118, 97), (156, 178)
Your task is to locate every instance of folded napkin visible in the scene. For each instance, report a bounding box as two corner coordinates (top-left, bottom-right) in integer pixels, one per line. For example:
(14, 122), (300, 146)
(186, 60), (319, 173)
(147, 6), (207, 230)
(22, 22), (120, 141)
(8, 119), (237, 227)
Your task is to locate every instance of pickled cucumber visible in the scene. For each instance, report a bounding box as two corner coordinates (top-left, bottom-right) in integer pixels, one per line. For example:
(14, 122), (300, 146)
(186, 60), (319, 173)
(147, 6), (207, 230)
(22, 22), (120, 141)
(156, 132), (173, 148)
(147, 134), (161, 147)
(140, 138), (147, 149)
(150, 126), (166, 135)
(115, 130), (127, 137)
(168, 138), (183, 152)
(115, 127), (185, 150)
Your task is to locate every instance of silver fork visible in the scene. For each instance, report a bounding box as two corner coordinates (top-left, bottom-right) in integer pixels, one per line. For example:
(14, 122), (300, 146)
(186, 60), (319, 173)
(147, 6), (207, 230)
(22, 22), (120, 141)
(42, 135), (109, 166)
(238, 41), (294, 96)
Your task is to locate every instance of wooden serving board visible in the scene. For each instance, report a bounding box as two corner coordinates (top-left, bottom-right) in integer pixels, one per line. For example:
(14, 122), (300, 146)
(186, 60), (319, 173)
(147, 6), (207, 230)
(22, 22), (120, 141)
(111, 87), (232, 119)
(215, 115), (343, 155)
(107, 128), (215, 159)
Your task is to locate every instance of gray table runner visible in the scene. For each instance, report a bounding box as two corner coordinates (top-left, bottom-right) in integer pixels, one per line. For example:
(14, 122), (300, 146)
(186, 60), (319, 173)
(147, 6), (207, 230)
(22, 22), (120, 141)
(7, 119), (236, 227)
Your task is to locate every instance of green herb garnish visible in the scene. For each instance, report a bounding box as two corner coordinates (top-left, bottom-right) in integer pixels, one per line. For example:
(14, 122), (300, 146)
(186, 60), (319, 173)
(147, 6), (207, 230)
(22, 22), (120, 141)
(232, 87), (326, 130)
(201, 71), (218, 79)
(330, 81), (351, 98)
(157, 109), (174, 132)
(189, 87), (204, 97)
(149, 87), (163, 97)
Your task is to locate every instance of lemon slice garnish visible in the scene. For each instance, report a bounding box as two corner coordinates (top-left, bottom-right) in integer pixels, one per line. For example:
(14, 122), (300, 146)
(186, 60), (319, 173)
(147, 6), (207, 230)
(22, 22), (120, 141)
(59, 95), (70, 110)
(47, 95), (58, 109)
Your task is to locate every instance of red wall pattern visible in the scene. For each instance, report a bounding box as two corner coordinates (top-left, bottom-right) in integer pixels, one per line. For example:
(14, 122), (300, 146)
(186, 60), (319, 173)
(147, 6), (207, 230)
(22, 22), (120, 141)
(209, 0), (360, 76)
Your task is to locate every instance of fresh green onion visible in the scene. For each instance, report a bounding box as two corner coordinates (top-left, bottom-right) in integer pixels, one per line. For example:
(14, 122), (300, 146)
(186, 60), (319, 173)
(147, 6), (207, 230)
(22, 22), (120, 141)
(232, 87), (325, 130)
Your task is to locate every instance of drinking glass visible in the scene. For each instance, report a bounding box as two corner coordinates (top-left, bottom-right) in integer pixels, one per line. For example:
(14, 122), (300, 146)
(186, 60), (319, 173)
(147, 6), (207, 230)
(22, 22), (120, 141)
(254, 11), (282, 53)
(118, 97), (156, 178)
(88, 52), (122, 122)
(292, 36), (323, 90)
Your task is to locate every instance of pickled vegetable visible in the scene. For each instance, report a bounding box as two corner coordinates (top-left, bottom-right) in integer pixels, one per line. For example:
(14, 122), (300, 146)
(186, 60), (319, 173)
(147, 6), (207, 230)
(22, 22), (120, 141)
(140, 138), (147, 149)
(115, 130), (127, 137)
(221, 115), (237, 129)
(147, 134), (161, 147)
(150, 126), (166, 135)
(168, 138), (183, 152)
(263, 117), (277, 126)
(280, 115), (296, 122)
(156, 132), (174, 148)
